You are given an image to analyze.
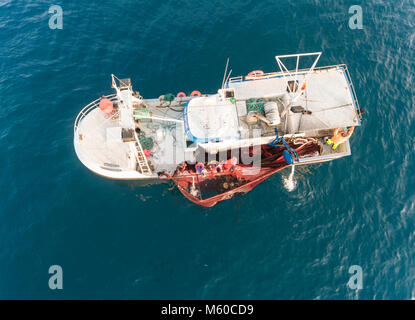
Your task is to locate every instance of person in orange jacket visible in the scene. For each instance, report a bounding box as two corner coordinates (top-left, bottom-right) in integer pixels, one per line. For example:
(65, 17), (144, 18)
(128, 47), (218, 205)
(327, 127), (355, 150)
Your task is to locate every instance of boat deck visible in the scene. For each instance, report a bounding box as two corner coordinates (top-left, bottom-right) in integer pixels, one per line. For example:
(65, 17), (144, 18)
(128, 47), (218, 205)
(227, 66), (361, 136)
(74, 95), (190, 177)
(135, 102), (188, 173)
(77, 108), (133, 171)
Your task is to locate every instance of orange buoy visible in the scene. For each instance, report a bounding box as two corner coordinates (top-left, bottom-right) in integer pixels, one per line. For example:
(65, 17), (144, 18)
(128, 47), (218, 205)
(99, 96), (113, 114)
(247, 70), (264, 77)
(176, 92), (186, 98)
(301, 82), (307, 90)
(190, 90), (202, 97)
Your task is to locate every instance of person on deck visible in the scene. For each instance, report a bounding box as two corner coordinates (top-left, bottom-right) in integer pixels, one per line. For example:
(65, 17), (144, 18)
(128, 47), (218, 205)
(177, 162), (187, 174)
(223, 157), (238, 171)
(207, 160), (219, 173)
(327, 127), (355, 150)
(195, 162), (208, 176)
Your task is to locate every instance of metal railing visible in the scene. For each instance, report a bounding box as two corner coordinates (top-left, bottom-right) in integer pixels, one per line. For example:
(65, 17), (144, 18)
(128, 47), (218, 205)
(228, 64), (343, 83)
(111, 74), (131, 90)
(73, 94), (117, 136)
(343, 66), (362, 122)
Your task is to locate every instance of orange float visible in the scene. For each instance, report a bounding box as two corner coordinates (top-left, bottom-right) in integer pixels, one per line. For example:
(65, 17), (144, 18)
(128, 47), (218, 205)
(99, 96), (113, 115)
(190, 90), (202, 97)
(247, 70), (264, 77)
(301, 82), (307, 90)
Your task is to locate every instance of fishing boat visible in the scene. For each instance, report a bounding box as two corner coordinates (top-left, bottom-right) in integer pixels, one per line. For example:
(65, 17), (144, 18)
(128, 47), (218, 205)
(74, 53), (362, 207)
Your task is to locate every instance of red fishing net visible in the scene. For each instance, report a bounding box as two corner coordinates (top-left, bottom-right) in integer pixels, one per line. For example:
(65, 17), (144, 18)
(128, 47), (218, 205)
(166, 139), (320, 207)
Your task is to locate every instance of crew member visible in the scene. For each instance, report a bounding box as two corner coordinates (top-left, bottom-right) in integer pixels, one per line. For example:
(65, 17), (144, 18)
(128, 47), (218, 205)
(223, 157), (238, 171)
(327, 127), (355, 150)
(195, 162), (207, 176)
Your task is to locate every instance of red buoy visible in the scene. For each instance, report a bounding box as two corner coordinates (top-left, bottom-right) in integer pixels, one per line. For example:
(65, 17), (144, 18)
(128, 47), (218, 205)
(99, 96), (113, 114)
(143, 149), (152, 157)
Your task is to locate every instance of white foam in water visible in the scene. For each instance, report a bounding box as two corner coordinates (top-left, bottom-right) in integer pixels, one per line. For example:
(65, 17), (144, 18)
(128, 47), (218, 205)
(283, 165), (297, 191)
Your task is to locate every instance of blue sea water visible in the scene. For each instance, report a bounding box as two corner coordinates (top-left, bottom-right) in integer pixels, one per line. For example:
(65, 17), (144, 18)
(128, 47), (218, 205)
(1, 0), (415, 299)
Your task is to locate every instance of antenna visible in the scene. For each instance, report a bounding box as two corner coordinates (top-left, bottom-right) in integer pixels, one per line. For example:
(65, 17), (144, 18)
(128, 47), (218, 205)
(221, 58), (230, 89)
(224, 69), (232, 88)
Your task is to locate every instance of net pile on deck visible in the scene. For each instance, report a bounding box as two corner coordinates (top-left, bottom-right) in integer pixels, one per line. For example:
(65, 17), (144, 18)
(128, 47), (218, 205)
(166, 138), (320, 207)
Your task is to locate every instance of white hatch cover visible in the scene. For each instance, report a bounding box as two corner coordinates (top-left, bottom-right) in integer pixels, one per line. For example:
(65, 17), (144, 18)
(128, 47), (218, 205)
(184, 95), (240, 143)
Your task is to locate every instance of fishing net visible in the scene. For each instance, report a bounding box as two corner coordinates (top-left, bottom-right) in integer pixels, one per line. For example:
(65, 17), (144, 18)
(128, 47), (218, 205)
(137, 131), (154, 150)
(246, 98), (265, 114)
(169, 140), (321, 207)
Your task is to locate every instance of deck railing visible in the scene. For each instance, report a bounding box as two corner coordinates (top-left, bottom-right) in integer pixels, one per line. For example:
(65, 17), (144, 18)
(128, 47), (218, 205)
(228, 64), (344, 83)
(73, 94), (117, 136)
(343, 66), (362, 122)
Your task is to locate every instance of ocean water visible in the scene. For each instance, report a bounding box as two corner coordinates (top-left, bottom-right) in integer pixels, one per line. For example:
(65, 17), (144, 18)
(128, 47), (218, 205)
(1, 0), (415, 299)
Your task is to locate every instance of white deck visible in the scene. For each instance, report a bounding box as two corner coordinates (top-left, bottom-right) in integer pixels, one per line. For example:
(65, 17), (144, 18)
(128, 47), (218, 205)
(76, 108), (133, 171)
(140, 107), (188, 174)
(228, 66), (360, 134)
